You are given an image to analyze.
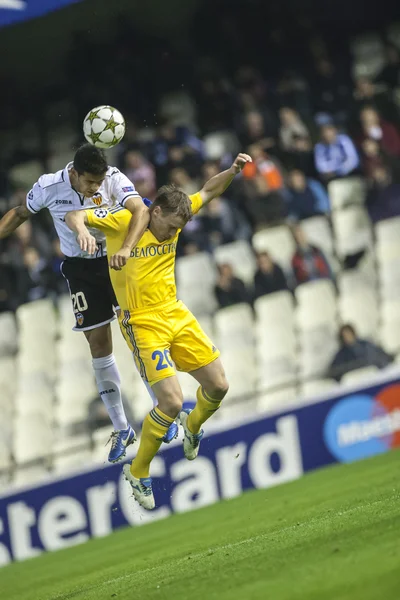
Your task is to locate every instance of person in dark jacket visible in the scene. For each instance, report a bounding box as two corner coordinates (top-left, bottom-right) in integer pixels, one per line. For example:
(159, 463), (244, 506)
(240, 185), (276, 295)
(328, 324), (393, 381)
(253, 252), (289, 299)
(215, 263), (250, 309)
(291, 224), (332, 286)
(286, 169), (330, 220)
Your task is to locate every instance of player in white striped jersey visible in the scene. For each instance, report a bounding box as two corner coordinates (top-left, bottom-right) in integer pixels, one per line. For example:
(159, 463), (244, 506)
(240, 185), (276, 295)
(0, 144), (177, 462)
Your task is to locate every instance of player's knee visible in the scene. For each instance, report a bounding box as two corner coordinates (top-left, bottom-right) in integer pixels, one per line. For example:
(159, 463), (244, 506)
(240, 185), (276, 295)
(207, 373), (229, 400)
(159, 389), (183, 417)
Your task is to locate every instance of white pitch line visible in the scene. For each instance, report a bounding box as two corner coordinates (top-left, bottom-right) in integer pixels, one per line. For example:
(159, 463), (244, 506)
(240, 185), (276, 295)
(52, 495), (399, 600)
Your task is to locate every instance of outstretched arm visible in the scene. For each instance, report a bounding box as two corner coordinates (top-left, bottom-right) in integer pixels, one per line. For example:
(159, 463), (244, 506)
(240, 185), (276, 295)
(65, 210), (97, 255)
(0, 205), (31, 239)
(199, 153), (252, 206)
(109, 196), (149, 271)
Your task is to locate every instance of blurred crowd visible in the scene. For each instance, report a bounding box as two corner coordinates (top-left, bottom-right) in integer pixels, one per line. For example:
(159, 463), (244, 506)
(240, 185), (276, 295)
(1, 12), (400, 334)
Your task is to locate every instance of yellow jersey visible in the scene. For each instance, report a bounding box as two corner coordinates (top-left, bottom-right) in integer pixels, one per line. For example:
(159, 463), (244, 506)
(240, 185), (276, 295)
(85, 192), (203, 313)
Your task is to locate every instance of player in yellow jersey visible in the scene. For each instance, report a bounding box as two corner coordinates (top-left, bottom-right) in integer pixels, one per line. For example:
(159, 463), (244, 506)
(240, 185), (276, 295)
(65, 153), (252, 509)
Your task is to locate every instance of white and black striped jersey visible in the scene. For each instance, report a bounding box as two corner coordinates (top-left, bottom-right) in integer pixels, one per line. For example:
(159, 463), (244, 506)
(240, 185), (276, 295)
(25, 163), (140, 258)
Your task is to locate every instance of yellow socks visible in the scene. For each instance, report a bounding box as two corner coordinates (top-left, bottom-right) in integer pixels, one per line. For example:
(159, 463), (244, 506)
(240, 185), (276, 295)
(130, 407), (174, 479)
(187, 386), (222, 434)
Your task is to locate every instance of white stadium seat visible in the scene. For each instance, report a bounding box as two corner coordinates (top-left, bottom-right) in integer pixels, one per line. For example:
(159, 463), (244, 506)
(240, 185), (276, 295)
(214, 240), (256, 285)
(339, 288), (379, 341)
(380, 300), (400, 354)
(254, 290), (294, 328)
(13, 465), (50, 487)
(252, 225), (296, 272)
(328, 177), (365, 211)
(337, 270), (377, 298)
(300, 216), (334, 259)
(0, 312), (18, 356)
(203, 131), (240, 160)
(295, 280), (337, 329)
(257, 386), (297, 413)
(0, 356), (17, 404)
(214, 303), (254, 349)
(341, 366), (380, 386)
(375, 217), (400, 248)
(298, 324), (338, 379)
(16, 298), (57, 338)
(299, 378), (338, 399)
(332, 206), (372, 258)
(14, 414), (53, 464)
(176, 252), (217, 316)
(52, 434), (92, 475)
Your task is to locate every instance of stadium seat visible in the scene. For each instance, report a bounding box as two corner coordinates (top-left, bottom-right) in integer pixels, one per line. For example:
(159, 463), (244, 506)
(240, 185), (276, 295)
(300, 215), (334, 259)
(14, 414), (53, 464)
(295, 280), (337, 329)
(252, 225), (296, 272)
(16, 298), (57, 338)
(0, 356), (17, 403)
(328, 177), (365, 211)
(257, 351), (297, 392)
(254, 290), (294, 327)
(214, 303), (254, 349)
(13, 465), (50, 487)
(380, 300), (400, 354)
(177, 371), (199, 403)
(203, 131), (240, 160)
(214, 240), (256, 285)
(176, 252), (217, 316)
(332, 206), (373, 258)
(375, 217), (400, 248)
(257, 386), (297, 413)
(0, 312), (18, 356)
(9, 160), (43, 189)
(339, 289), (379, 341)
(337, 270), (376, 298)
(159, 90), (197, 128)
(353, 56), (385, 79)
(52, 434), (92, 475)
(222, 348), (257, 399)
(378, 252), (400, 300)
(15, 372), (54, 417)
(341, 366), (380, 386)
(298, 325), (338, 379)
(299, 378), (339, 399)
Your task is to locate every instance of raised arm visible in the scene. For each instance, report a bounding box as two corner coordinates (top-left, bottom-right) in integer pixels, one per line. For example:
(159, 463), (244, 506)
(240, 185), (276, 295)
(199, 153), (252, 206)
(0, 205), (31, 239)
(109, 196), (150, 270)
(65, 210), (97, 255)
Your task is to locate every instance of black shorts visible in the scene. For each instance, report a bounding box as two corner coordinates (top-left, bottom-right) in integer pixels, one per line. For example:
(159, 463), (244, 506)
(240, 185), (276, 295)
(61, 256), (118, 331)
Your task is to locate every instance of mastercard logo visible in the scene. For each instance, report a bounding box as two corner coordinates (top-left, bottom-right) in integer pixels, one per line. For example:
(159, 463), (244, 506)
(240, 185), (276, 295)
(323, 384), (400, 463)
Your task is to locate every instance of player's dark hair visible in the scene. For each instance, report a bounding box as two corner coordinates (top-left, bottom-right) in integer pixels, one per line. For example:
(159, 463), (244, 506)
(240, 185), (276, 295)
(151, 184), (192, 222)
(73, 144), (108, 176)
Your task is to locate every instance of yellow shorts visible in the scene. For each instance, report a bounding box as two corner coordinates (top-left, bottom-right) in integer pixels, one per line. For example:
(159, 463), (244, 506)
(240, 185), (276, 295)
(118, 300), (220, 386)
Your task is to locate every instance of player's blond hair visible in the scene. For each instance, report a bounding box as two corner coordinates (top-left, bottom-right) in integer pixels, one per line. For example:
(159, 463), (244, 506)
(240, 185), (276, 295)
(151, 184), (193, 222)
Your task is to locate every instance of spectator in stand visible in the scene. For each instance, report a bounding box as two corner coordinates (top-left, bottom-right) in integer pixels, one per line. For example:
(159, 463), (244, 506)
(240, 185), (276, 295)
(359, 106), (400, 157)
(361, 139), (400, 183)
(314, 123), (360, 182)
(366, 164), (400, 223)
(375, 43), (400, 90)
(240, 142), (286, 227)
(279, 107), (311, 152)
(351, 77), (399, 127)
(291, 224), (332, 286)
(169, 167), (199, 196)
(240, 110), (278, 151)
(253, 252), (289, 299)
(124, 150), (157, 201)
(17, 247), (58, 304)
(328, 323), (393, 382)
(215, 263), (250, 309)
(286, 168), (330, 220)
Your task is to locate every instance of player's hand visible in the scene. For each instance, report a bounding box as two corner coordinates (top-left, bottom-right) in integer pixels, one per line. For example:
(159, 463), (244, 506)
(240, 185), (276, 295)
(110, 247), (131, 271)
(231, 153), (252, 174)
(77, 230), (97, 255)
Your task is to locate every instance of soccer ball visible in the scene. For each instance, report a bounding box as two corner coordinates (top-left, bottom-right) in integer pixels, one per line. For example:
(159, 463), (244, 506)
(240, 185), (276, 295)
(83, 105), (125, 149)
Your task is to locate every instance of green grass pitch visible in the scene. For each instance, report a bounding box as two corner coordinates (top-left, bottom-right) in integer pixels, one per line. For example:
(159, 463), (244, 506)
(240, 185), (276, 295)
(1, 450), (400, 600)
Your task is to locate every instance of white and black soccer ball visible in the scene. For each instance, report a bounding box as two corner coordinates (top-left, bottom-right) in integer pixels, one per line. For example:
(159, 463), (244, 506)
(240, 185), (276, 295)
(83, 105), (126, 149)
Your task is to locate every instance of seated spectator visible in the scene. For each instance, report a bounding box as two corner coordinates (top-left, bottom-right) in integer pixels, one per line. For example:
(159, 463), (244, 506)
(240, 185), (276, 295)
(359, 106), (400, 157)
(291, 224), (332, 286)
(375, 43), (400, 90)
(169, 167), (199, 196)
(351, 77), (399, 126)
(124, 150), (157, 200)
(240, 110), (278, 151)
(253, 252), (289, 299)
(286, 169), (330, 220)
(215, 263), (250, 309)
(17, 247), (57, 304)
(361, 138), (400, 183)
(199, 196), (251, 250)
(279, 107), (311, 152)
(328, 323), (393, 382)
(314, 123), (360, 182)
(366, 165), (400, 223)
(240, 143), (286, 227)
